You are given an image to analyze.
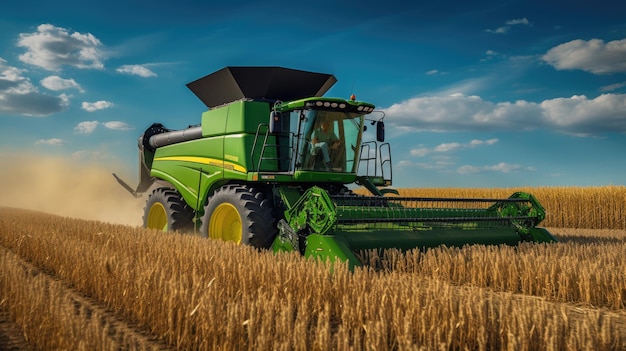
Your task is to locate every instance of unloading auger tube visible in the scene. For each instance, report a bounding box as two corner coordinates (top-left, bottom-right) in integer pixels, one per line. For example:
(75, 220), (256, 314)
(112, 123), (205, 197)
(271, 186), (557, 269)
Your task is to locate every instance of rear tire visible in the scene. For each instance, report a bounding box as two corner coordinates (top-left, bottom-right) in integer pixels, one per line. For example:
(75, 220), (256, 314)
(143, 188), (194, 233)
(200, 184), (276, 248)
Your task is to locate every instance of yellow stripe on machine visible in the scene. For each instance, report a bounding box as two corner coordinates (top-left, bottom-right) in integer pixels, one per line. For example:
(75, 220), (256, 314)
(154, 156), (247, 173)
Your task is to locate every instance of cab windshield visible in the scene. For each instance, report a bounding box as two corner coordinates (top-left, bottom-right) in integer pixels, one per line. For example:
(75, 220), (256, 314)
(291, 109), (365, 172)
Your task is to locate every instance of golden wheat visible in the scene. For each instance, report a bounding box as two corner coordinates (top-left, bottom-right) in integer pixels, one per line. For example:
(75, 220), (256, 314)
(392, 186), (626, 229)
(1, 205), (625, 350)
(0, 247), (167, 350)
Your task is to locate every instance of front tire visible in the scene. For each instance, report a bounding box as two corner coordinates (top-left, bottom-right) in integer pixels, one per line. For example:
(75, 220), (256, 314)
(200, 185), (276, 248)
(143, 187), (194, 232)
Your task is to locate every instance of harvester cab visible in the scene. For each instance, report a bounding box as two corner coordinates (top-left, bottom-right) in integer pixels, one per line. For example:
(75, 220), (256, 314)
(114, 66), (556, 269)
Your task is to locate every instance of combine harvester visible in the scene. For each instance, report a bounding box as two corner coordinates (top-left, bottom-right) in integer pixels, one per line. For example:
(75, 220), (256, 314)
(114, 67), (556, 268)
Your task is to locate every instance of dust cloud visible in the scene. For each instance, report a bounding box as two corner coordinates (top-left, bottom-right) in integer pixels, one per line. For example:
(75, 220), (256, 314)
(0, 153), (145, 226)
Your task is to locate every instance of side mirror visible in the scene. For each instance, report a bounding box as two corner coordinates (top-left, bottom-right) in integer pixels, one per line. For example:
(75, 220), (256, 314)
(376, 121), (385, 142)
(269, 111), (282, 134)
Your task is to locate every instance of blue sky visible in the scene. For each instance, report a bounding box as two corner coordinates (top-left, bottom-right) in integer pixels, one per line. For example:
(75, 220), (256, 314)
(1, 0), (625, 188)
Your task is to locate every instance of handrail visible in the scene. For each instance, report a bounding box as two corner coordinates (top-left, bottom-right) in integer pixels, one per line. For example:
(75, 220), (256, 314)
(251, 124), (294, 172)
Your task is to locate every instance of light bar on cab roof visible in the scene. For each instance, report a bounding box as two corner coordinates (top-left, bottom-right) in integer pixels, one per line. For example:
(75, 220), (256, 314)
(304, 100), (375, 113)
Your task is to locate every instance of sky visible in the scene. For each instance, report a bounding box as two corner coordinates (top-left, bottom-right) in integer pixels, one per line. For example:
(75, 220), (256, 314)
(1, 0), (625, 189)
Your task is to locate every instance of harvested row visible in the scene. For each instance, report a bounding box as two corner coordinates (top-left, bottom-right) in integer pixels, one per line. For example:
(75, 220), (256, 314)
(1, 207), (625, 350)
(0, 308), (33, 351)
(0, 246), (170, 350)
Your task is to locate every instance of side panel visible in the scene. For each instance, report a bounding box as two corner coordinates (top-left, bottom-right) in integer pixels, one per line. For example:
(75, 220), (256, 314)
(224, 101), (280, 172)
(225, 101), (270, 134)
(151, 138), (225, 211)
(202, 107), (228, 137)
(223, 134), (251, 180)
(150, 100), (294, 209)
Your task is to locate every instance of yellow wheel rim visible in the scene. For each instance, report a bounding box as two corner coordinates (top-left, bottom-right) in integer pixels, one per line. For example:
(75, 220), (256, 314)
(147, 202), (168, 231)
(209, 203), (242, 244)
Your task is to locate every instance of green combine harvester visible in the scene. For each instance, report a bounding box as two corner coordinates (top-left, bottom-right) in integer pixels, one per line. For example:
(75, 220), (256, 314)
(114, 66), (556, 268)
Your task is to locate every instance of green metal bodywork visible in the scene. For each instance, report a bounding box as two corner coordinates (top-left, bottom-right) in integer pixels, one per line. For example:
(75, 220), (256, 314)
(124, 67), (557, 269)
(148, 97), (372, 211)
(150, 100), (275, 210)
(271, 186), (556, 269)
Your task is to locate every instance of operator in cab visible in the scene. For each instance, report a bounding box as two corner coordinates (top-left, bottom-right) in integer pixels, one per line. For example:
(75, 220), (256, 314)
(311, 118), (340, 170)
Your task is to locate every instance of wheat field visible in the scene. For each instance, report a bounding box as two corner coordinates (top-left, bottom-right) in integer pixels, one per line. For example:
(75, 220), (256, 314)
(393, 186), (626, 229)
(1, 186), (626, 350)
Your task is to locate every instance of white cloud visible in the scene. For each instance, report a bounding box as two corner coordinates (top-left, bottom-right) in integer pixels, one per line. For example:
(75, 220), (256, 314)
(409, 147), (431, 157)
(35, 138), (65, 145)
(433, 142), (462, 153)
(74, 121), (99, 134)
(410, 138), (498, 157)
(480, 50), (502, 62)
(425, 69), (448, 76)
(116, 64), (157, 77)
(17, 24), (105, 71)
(542, 38), (626, 74)
(385, 94), (543, 132)
(384, 93), (626, 135)
(0, 58), (69, 116)
(469, 139), (498, 146)
(102, 121), (133, 131)
(457, 162), (534, 174)
(41, 75), (84, 92)
(397, 157), (454, 170)
(506, 18), (529, 26)
(456, 165), (481, 174)
(600, 82), (626, 92)
(489, 26), (509, 34)
(486, 18), (531, 34)
(540, 94), (626, 135)
(0, 59), (34, 94)
(73, 120), (133, 134)
(82, 100), (114, 112)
